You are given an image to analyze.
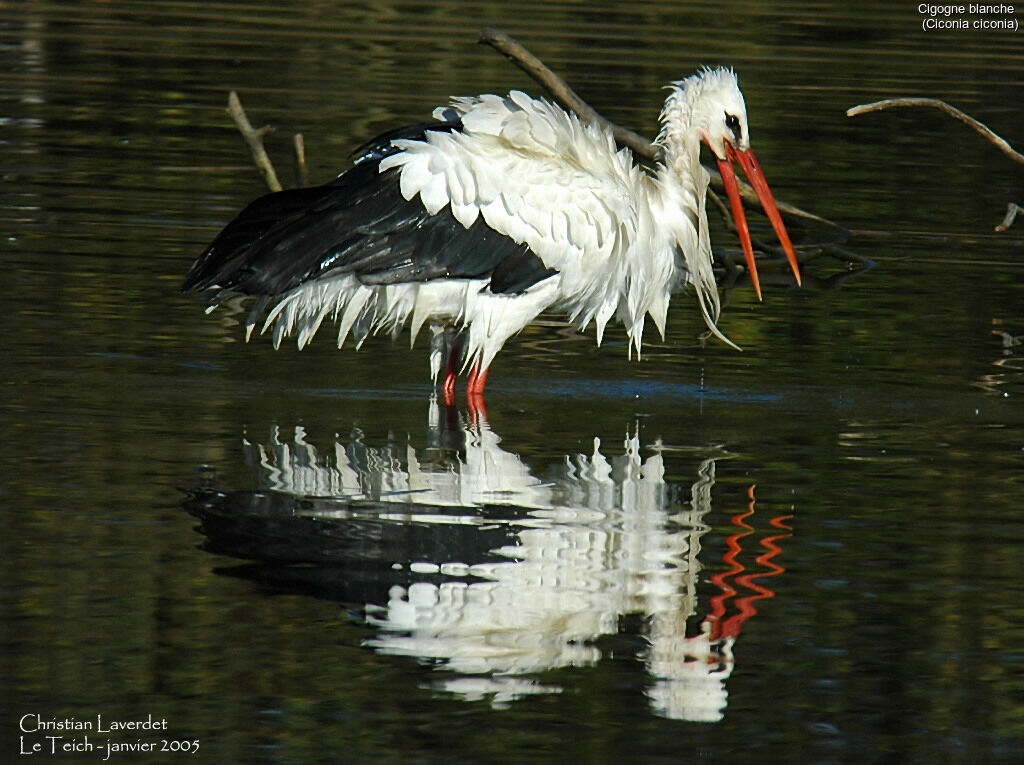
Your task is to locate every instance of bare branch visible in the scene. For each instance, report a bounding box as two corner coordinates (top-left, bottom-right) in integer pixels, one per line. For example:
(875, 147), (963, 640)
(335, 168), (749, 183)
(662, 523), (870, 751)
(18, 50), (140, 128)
(847, 97), (1024, 166)
(293, 133), (309, 188)
(479, 27), (843, 234)
(227, 90), (283, 192)
(995, 202), (1022, 232)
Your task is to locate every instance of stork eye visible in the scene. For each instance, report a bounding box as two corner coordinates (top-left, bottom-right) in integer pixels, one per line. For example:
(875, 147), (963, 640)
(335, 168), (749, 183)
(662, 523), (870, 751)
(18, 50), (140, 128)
(724, 112), (741, 142)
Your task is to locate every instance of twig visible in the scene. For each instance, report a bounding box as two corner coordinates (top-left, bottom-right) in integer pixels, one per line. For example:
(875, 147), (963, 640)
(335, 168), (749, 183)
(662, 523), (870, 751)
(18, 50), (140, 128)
(847, 97), (1024, 166)
(995, 202), (1022, 232)
(227, 90), (282, 192)
(478, 27), (844, 234)
(293, 133), (309, 188)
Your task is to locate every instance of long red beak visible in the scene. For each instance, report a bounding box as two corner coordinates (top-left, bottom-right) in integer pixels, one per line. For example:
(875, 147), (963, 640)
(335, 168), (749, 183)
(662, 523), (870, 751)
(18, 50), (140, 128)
(715, 144), (801, 300)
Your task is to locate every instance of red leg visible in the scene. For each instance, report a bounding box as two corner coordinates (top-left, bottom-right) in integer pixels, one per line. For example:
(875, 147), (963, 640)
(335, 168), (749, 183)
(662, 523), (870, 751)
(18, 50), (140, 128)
(466, 362), (489, 424)
(441, 344), (460, 407)
(466, 362), (489, 396)
(442, 372), (456, 407)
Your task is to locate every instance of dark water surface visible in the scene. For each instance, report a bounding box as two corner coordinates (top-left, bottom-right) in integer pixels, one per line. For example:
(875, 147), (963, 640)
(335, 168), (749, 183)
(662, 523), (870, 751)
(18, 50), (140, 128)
(3, 1), (1024, 762)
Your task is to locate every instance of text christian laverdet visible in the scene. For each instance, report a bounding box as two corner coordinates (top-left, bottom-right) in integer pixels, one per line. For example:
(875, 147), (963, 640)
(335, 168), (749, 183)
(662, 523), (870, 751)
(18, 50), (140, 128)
(19, 713), (199, 760)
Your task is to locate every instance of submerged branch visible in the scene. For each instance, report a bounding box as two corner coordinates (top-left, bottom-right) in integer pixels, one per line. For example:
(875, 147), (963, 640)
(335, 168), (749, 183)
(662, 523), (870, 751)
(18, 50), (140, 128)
(478, 28), (843, 234)
(227, 90), (282, 192)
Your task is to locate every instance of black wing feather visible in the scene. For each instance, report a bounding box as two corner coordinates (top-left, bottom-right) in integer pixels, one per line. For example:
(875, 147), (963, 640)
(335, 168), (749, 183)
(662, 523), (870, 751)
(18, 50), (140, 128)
(183, 120), (558, 298)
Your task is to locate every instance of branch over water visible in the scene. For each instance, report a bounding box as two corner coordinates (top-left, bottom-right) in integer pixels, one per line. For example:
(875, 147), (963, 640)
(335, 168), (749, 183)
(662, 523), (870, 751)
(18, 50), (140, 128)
(847, 96), (1023, 230)
(227, 90), (282, 192)
(847, 97), (1024, 166)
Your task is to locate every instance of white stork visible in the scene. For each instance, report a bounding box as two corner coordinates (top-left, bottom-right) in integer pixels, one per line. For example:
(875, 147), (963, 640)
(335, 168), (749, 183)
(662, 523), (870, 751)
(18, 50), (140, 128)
(183, 68), (801, 401)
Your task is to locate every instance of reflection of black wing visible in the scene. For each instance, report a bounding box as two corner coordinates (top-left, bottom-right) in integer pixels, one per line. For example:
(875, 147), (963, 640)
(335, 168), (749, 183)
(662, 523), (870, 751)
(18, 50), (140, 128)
(182, 120), (558, 299)
(182, 488), (517, 605)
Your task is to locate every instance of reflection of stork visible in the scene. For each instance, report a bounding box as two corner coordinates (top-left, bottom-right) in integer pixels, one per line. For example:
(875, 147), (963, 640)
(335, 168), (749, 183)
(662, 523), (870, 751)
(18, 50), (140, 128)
(186, 399), (790, 721)
(646, 486), (792, 721)
(183, 69), (800, 402)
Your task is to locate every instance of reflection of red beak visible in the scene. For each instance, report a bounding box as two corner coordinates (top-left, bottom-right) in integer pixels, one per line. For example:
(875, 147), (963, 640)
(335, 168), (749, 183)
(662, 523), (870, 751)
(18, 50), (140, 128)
(715, 143), (801, 300)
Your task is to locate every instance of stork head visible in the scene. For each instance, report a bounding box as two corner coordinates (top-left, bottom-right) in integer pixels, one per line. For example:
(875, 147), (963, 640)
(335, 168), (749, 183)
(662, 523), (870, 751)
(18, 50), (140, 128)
(659, 68), (801, 299)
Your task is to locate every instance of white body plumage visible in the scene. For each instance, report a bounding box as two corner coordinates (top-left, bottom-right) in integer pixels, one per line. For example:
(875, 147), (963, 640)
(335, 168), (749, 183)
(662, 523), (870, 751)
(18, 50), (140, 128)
(261, 86), (726, 376)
